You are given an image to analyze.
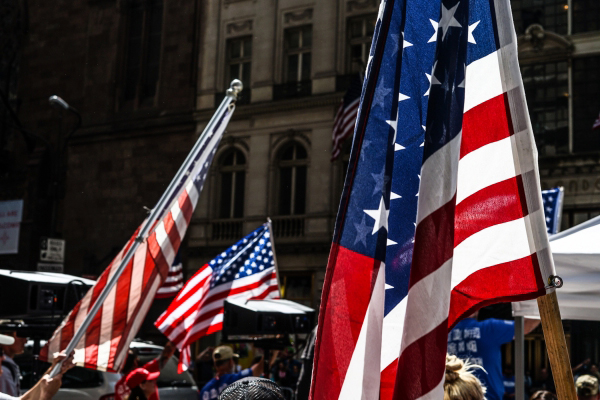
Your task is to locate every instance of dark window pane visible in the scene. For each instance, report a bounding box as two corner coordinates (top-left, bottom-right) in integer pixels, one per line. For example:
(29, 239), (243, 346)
(220, 172), (233, 218)
(350, 19), (363, 38)
(366, 16), (376, 36)
(236, 151), (246, 165)
(281, 145), (295, 160)
(289, 30), (300, 49)
(233, 172), (245, 218)
(124, 5), (144, 100)
(142, 2), (163, 99)
(303, 26), (312, 47)
(231, 40), (241, 59)
(279, 167), (292, 215)
(295, 144), (307, 159)
(511, 0), (568, 34)
(243, 38), (252, 57)
(573, 56), (600, 152)
(223, 151), (235, 166)
(242, 62), (251, 87)
(294, 166), (307, 215)
(301, 53), (311, 81)
(229, 64), (239, 81)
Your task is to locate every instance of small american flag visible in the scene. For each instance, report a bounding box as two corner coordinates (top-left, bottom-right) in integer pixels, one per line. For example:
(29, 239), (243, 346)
(40, 106), (233, 373)
(310, 0), (556, 399)
(155, 222), (280, 373)
(331, 75), (362, 161)
(593, 112), (600, 130)
(156, 252), (184, 298)
(542, 187), (565, 235)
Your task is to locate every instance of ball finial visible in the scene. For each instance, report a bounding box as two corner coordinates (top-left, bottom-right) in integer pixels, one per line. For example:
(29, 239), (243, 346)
(227, 79), (243, 98)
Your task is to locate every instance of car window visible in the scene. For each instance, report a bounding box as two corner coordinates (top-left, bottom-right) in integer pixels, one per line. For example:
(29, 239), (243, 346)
(137, 352), (196, 388)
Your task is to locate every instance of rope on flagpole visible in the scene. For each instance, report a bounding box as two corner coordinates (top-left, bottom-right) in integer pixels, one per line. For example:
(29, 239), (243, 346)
(49, 80), (243, 378)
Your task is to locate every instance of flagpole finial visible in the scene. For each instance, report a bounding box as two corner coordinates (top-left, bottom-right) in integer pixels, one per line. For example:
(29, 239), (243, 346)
(227, 80), (243, 99)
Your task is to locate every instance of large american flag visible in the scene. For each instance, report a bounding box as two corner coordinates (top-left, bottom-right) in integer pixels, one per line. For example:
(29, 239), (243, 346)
(40, 106), (234, 373)
(331, 75), (362, 161)
(310, 0), (555, 399)
(155, 222), (280, 373)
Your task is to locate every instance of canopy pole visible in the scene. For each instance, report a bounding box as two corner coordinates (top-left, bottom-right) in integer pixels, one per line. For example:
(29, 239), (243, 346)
(49, 80), (243, 378)
(537, 291), (576, 400)
(515, 316), (525, 400)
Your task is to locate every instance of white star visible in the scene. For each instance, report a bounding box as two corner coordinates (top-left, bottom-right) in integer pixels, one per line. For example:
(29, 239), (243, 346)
(399, 93), (410, 102)
(428, 19), (439, 43)
(439, 2), (462, 40)
(387, 238), (397, 246)
(424, 62), (441, 96)
(377, 0), (386, 21)
(404, 36), (413, 49)
(391, 192), (402, 200)
(468, 20), (480, 44)
(385, 283), (394, 290)
(364, 197), (389, 234)
(395, 143), (406, 151)
(425, 73), (431, 96)
(458, 64), (466, 88)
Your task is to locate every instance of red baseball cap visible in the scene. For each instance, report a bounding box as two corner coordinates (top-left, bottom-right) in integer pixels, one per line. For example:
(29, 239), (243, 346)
(125, 368), (160, 388)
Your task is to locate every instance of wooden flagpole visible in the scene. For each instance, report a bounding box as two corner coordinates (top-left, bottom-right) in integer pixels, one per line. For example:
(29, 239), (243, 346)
(537, 290), (577, 400)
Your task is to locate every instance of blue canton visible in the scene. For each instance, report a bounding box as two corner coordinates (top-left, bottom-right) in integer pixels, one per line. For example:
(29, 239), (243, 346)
(208, 224), (275, 287)
(542, 187), (564, 234)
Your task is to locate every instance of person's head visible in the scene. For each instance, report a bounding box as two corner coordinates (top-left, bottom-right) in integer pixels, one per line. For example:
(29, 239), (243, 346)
(218, 377), (285, 400)
(444, 354), (485, 400)
(0, 333), (14, 376)
(126, 367), (160, 397)
(576, 374), (600, 400)
(122, 349), (140, 375)
(0, 331), (26, 358)
(530, 390), (558, 400)
(213, 346), (239, 374)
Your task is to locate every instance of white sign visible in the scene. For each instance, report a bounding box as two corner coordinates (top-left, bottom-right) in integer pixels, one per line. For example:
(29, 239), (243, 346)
(0, 200), (24, 255)
(37, 263), (64, 273)
(40, 238), (66, 263)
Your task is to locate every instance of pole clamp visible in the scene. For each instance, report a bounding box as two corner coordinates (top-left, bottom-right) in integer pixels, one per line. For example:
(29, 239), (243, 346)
(545, 275), (563, 290)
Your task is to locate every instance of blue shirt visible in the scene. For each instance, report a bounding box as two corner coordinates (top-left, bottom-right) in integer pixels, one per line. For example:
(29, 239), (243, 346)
(199, 368), (252, 400)
(448, 318), (514, 400)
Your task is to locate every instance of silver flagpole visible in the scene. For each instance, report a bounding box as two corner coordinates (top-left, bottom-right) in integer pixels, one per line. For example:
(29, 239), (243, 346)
(50, 80), (243, 378)
(266, 218), (283, 298)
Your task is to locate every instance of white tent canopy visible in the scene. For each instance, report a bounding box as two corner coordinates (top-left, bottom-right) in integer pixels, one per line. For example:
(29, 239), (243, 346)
(513, 215), (600, 321)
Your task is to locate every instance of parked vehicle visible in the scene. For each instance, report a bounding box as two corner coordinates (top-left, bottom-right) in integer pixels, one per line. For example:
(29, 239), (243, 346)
(17, 340), (198, 400)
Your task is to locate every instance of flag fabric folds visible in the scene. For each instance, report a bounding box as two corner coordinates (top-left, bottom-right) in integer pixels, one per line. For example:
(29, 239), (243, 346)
(156, 252), (184, 298)
(542, 187), (565, 235)
(40, 107), (233, 373)
(155, 223), (280, 373)
(310, 1), (555, 400)
(331, 75), (362, 161)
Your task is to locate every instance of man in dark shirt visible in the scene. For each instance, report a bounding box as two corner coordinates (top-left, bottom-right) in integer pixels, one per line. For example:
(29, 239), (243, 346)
(199, 346), (263, 400)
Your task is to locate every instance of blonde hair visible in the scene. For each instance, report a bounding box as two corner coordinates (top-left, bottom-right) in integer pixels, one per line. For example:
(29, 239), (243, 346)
(444, 354), (486, 400)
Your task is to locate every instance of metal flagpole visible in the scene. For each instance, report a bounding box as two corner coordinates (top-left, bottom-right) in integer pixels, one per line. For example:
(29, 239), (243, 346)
(266, 218), (283, 298)
(50, 80), (243, 377)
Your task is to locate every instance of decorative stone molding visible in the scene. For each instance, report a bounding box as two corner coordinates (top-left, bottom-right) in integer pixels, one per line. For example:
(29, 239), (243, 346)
(518, 24), (573, 62)
(347, 0), (378, 13)
(226, 19), (253, 37)
(283, 9), (313, 26)
(219, 136), (250, 154)
(270, 129), (312, 160)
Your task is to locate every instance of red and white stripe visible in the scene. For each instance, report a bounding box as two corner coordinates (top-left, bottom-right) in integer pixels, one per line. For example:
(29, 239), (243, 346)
(331, 97), (360, 160)
(155, 265), (279, 373)
(387, 2), (554, 399)
(156, 259), (184, 298)
(40, 109), (232, 373)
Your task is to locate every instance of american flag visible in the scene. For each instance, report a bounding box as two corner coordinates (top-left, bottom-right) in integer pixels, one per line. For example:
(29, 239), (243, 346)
(542, 187), (564, 235)
(310, 1), (555, 400)
(40, 106), (234, 373)
(331, 75), (362, 161)
(155, 222), (280, 373)
(156, 252), (184, 298)
(593, 112), (600, 130)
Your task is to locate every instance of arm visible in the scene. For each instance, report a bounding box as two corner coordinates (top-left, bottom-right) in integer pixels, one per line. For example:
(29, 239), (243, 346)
(159, 341), (176, 368)
(251, 355), (264, 377)
(524, 318), (541, 335)
(21, 352), (75, 400)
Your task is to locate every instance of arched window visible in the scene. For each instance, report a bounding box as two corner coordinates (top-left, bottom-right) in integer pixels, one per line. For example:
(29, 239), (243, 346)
(277, 142), (308, 215)
(219, 149), (246, 218)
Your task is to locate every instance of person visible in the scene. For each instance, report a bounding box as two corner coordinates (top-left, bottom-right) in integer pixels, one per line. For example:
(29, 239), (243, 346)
(0, 351), (75, 400)
(114, 341), (176, 400)
(444, 354), (485, 400)
(218, 377), (285, 400)
(447, 311), (541, 400)
(295, 325), (317, 400)
(125, 367), (160, 400)
(0, 332), (27, 396)
(193, 347), (216, 390)
(530, 390), (557, 400)
(199, 345), (264, 400)
(576, 374), (600, 400)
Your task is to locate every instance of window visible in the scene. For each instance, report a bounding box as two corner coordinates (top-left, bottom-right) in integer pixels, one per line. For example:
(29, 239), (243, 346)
(284, 26), (312, 83)
(219, 149), (246, 219)
(123, 0), (163, 106)
(511, 0), (568, 35)
(347, 14), (376, 74)
(561, 208), (600, 230)
(521, 61), (569, 156)
(573, 56), (600, 152)
(226, 37), (252, 89)
(277, 142), (308, 216)
(572, 0), (600, 34)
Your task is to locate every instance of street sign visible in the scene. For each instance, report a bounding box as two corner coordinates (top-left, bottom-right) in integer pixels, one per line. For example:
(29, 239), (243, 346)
(40, 238), (66, 263)
(37, 262), (64, 273)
